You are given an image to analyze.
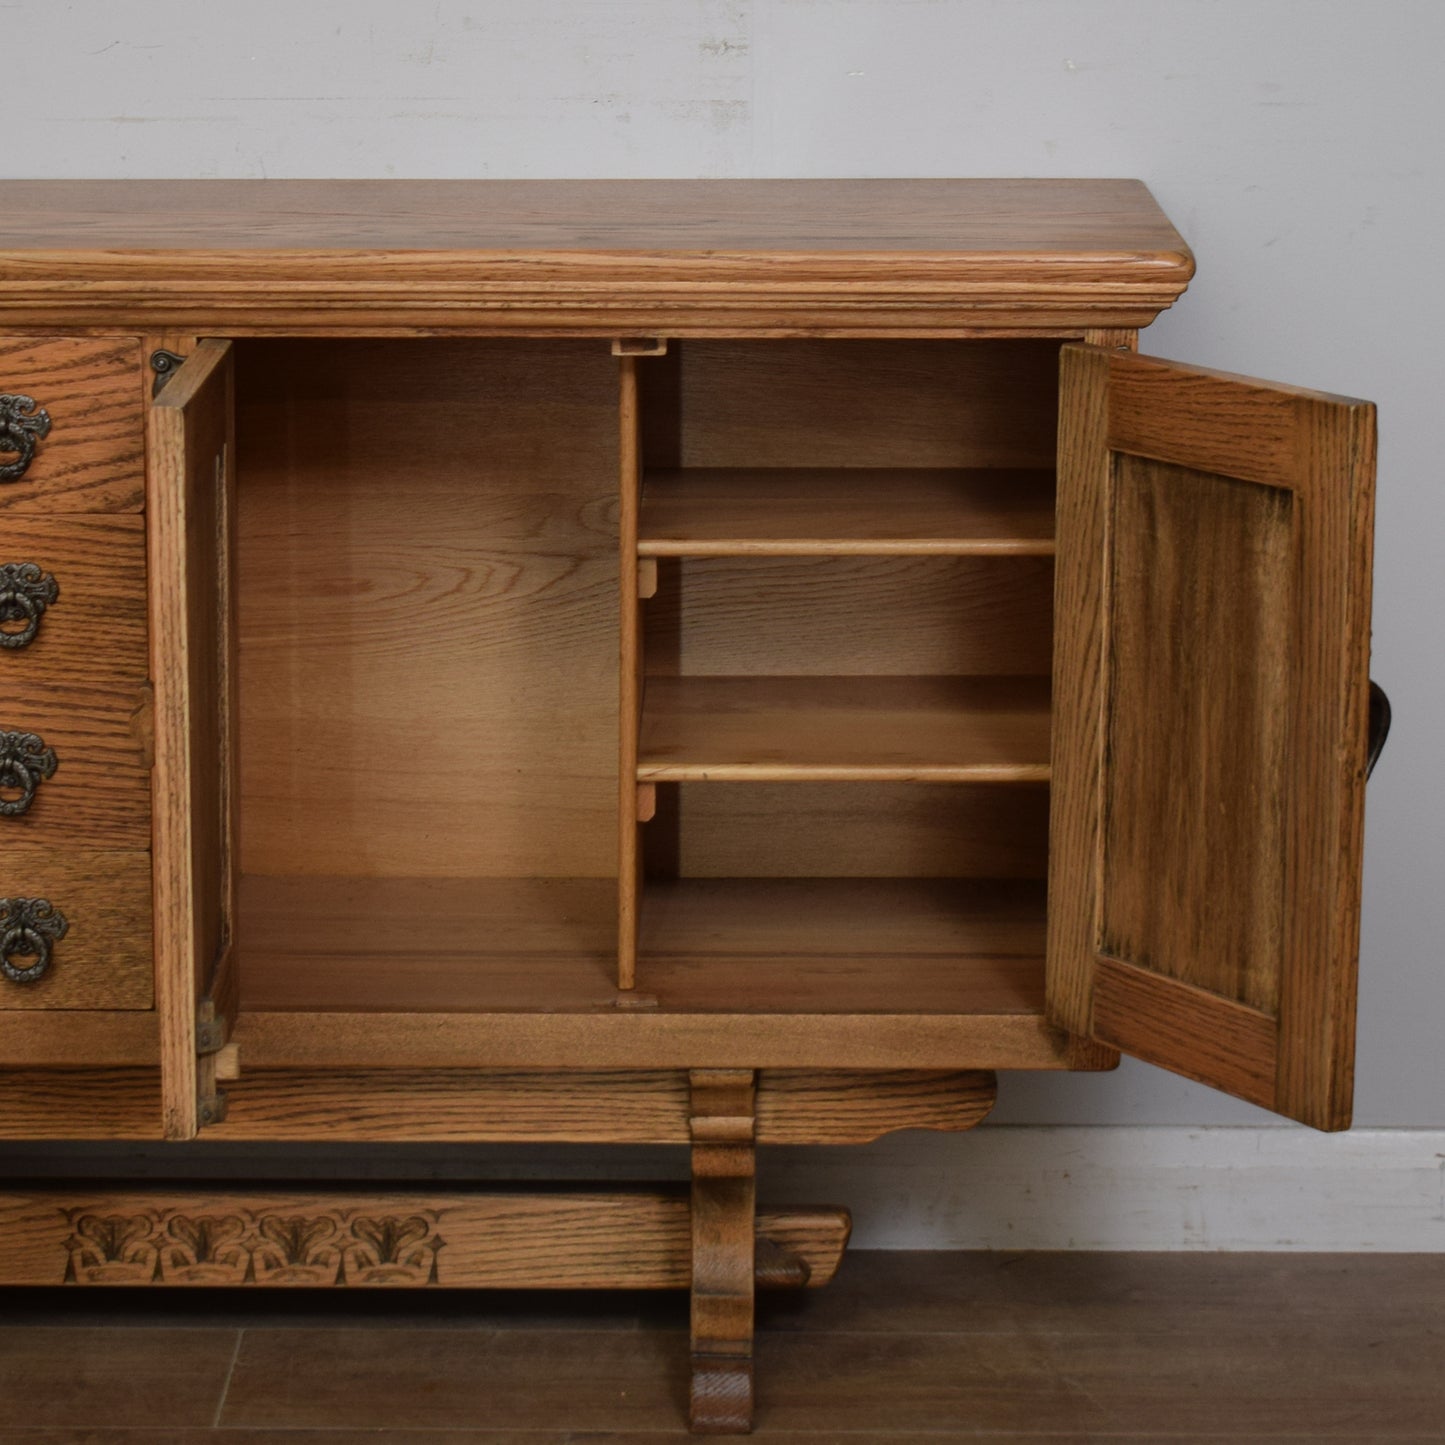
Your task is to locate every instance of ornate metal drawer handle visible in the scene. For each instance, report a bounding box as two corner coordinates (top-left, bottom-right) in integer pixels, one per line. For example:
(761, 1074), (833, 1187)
(0, 730), (57, 816)
(0, 394), (53, 483)
(0, 563), (59, 649)
(0, 898), (68, 985)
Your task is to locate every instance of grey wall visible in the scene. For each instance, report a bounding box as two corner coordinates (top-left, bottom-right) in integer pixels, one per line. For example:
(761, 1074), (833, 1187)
(5, 0), (1441, 1126)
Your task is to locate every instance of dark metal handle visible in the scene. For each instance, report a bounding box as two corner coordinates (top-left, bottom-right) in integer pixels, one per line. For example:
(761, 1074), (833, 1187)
(1367, 681), (1391, 780)
(0, 730), (57, 816)
(0, 898), (68, 984)
(0, 393), (53, 483)
(0, 563), (59, 650)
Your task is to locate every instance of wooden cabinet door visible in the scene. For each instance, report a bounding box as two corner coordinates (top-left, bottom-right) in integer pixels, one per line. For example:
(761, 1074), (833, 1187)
(1048, 344), (1376, 1131)
(149, 340), (238, 1139)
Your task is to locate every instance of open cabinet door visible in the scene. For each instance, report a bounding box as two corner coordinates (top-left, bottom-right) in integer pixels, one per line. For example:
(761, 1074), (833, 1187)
(149, 340), (237, 1139)
(1048, 345), (1375, 1131)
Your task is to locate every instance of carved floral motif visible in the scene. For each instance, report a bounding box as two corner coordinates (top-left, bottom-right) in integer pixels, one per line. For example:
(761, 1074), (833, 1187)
(61, 1206), (445, 1286)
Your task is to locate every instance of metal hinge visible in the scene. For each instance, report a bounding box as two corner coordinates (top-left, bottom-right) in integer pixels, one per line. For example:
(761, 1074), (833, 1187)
(196, 1001), (229, 1056)
(198, 1089), (230, 1126)
(196, 998), (231, 1125)
(150, 349), (188, 397)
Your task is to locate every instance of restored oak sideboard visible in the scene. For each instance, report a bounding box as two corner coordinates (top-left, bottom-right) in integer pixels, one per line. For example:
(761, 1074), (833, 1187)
(0, 180), (1382, 1432)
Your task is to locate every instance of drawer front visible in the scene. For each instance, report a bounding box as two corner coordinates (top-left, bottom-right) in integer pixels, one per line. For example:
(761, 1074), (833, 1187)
(0, 338), (144, 512)
(1, 517), (150, 846)
(0, 851), (153, 1010)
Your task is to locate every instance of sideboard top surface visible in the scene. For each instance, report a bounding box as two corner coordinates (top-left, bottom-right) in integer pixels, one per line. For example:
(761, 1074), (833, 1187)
(0, 178), (1193, 336)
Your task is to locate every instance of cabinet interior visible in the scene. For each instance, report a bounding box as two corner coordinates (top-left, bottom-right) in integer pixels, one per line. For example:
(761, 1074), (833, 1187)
(230, 336), (1061, 1026)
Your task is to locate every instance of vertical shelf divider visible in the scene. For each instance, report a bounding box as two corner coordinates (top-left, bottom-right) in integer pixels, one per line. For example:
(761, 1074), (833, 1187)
(614, 342), (648, 989)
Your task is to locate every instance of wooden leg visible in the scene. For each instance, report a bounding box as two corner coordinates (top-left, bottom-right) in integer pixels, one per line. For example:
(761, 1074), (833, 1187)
(689, 1068), (757, 1435)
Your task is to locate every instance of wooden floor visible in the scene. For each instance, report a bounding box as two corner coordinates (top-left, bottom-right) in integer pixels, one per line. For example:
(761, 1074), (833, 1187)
(2, 1251), (1444, 1441)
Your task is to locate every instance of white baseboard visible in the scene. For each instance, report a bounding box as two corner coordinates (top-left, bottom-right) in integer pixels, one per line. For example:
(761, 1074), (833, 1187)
(760, 1127), (1445, 1252)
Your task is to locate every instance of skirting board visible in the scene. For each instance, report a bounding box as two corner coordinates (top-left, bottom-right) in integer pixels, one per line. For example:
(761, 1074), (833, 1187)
(761, 1128), (1445, 1252)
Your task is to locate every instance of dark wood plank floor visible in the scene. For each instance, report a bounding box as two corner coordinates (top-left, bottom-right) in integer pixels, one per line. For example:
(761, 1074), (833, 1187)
(2, 1252), (1444, 1442)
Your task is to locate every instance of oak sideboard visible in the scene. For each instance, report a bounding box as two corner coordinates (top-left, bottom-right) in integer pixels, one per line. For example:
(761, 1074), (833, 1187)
(0, 179), (1383, 1433)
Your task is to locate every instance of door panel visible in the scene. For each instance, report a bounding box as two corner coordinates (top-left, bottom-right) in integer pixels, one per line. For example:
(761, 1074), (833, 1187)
(1102, 455), (1292, 1014)
(149, 340), (237, 1138)
(1049, 345), (1375, 1130)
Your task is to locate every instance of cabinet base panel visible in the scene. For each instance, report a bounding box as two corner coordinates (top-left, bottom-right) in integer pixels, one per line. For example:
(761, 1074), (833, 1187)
(0, 1187), (848, 1291)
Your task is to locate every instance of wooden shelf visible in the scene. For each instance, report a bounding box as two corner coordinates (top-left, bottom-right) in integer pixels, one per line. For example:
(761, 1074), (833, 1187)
(638, 468), (1056, 557)
(637, 675), (1051, 783)
(237, 875), (1043, 1012)
(232, 875), (1082, 1071)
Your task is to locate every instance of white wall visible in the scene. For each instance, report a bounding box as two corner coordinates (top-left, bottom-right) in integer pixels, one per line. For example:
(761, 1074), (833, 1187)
(4, 0), (1441, 1134)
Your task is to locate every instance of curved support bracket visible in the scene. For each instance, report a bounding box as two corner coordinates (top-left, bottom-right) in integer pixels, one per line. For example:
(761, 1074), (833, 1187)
(689, 1068), (757, 1435)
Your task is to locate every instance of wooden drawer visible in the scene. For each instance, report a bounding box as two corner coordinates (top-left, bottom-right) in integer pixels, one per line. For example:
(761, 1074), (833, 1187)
(0, 339), (144, 512)
(0, 850), (153, 1010)
(1, 516), (150, 846)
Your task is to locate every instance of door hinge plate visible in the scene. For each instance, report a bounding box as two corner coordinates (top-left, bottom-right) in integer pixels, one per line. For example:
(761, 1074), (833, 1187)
(198, 1089), (229, 1126)
(196, 1003), (229, 1056)
(150, 349), (188, 397)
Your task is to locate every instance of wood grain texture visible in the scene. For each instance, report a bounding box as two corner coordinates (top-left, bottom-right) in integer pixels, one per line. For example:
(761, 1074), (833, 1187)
(1046, 345), (1111, 1039)
(234, 339), (619, 881)
(1102, 455), (1292, 1012)
(0, 1010), (157, 1067)
(0, 1186), (848, 1292)
(214, 1067), (685, 1143)
(1048, 345), (1376, 1130)
(638, 675), (1051, 782)
(657, 781), (1050, 880)
(238, 944), (1048, 1018)
(689, 1069), (757, 1433)
(1107, 349), (1360, 491)
(1083, 326), (1140, 351)
(645, 554), (1055, 679)
(754, 1069), (995, 1144)
(149, 340), (235, 1138)
(0, 515), (147, 686)
(234, 1007), (1081, 1074)
(0, 1067), (160, 1138)
(0, 687), (152, 846)
(236, 874), (615, 968)
(0, 849), (153, 1010)
(0, 180), (1194, 335)
(641, 878), (1046, 965)
(237, 872), (1048, 1011)
(202, 1066), (996, 1145)
(666, 339), (1062, 469)
(0, 338), (144, 511)
(618, 355), (642, 988)
(0, 516), (151, 847)
(1092, 955), (1277, 1106)
(1278, 386), (1375, 1129)
(638, 468), (1055, 556)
